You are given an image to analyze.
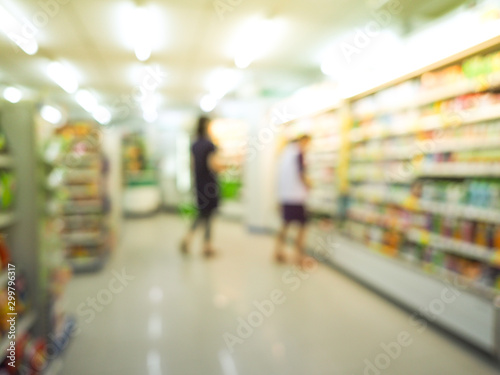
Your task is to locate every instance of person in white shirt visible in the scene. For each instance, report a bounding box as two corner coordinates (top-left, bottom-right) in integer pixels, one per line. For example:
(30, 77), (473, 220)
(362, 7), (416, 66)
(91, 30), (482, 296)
(275, 135), (311, 266)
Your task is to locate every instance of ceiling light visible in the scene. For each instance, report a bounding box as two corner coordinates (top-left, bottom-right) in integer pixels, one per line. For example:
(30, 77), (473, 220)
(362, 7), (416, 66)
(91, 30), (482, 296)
(41, 105), (63, 125)
(3, 87), (22, 103)
(140, 92), (159, 112)
(232, 17), (286, 69)
(134, 7), (153, 62)
(75, 90), (98, 113)
(141, 93), (159, 123)
(200, 94), (217, 113)
(93, 106), (111, 125)
(0, 4), (38, 55)
(321, 60), (336, 77)
(235, 55), (252, 69)
(47, 62), (79, 94)
(206, 68), (241, 99)
(143, 110), (158, 123)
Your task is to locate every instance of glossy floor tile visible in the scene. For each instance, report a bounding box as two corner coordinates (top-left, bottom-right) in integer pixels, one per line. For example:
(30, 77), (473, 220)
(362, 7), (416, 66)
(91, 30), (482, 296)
(60, 214), (500, 375)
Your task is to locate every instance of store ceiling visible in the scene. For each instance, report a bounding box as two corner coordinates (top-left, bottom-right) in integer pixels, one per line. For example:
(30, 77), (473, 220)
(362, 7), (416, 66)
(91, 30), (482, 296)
(0, 0), (468, 122)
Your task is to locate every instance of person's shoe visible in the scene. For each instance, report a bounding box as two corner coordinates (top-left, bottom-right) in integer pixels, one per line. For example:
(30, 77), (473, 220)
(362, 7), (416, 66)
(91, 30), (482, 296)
(274, 252), (286, 263)
(180, 240), (189, 254)
(295, 254), (306, 268)
(203, 246), (216, 258)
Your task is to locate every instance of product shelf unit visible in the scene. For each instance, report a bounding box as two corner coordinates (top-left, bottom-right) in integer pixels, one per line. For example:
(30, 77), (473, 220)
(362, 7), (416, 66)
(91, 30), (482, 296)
(0, 101), (75, 372)
(44, 122), (111, 274)
(272, 35), (500, 360)
(0, 108), (49, 373)
(339, 36), (500, 359)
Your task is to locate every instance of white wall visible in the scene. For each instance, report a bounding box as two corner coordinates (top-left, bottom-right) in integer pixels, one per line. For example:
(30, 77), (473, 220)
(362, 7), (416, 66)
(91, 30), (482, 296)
(217, 98), (282, 231)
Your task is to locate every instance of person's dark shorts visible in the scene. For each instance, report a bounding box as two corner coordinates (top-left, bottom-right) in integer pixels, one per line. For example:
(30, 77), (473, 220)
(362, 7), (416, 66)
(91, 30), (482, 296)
(282, 204), (307, 225)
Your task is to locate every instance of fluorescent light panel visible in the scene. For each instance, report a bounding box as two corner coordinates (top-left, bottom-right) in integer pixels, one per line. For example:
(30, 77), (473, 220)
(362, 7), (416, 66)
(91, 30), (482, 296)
(3, 87), (22, 103)
(200, 94), (217, 112)
(143, 110), (158, 123)
(206, 68), (241, 99)
(0, 4), (38, 55)
(232, 17), (286, 69)
(134, 7), (153, 62)
(41, 105), (62, 125)
(93, 106), (111, 125)
(75, 89), (98, 113)
(47, 62), (79, 94)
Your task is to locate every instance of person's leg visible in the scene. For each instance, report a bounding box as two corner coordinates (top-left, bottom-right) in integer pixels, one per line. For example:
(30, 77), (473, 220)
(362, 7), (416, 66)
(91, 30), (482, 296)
(295, 223), (307, 266)
(295, 204), (308, 266)
(274, 221), (289, 263)
(181, 214), (202, 253)
(203, 212), (215, 257)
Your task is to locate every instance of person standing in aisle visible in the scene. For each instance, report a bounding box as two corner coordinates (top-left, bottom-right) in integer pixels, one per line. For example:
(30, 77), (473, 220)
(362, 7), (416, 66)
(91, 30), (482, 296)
(181, 116), (223, 257)
(275, 134), (312, 266)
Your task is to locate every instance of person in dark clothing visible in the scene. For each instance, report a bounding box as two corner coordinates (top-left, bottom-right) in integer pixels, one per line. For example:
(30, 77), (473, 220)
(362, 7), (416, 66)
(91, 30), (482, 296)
(181, 116), (222, 257)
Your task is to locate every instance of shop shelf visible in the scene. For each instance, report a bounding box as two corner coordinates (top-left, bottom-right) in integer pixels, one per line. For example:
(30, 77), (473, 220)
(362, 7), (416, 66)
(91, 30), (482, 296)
(351, 103), (500, 143)
(353, 72), (500, 119)
(328, 234), (499, 300)
(417, 200), (500, 224)
(350, 191), (408, 207)
(407, 228), (499, 265)
(351, 194), (500, 225)
(68, 253), (108, 273)
(61, 231), (105, 245)
(62, 200), (103, 215)
(350, 137), (500, 162)
(419, 163), (500, 177)
(351, 153), (412, 162)
(347, 211), (408, 232)
(349, 175), (414, 184)
(431, 138), (500, 154)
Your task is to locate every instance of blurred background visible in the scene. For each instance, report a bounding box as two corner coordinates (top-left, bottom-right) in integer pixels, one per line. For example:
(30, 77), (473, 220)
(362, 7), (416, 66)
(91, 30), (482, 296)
(1, 0), (500, 374)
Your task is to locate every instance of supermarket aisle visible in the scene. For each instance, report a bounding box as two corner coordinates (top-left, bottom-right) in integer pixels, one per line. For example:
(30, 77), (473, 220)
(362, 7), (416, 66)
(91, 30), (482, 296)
(60, 214), (500, 375)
